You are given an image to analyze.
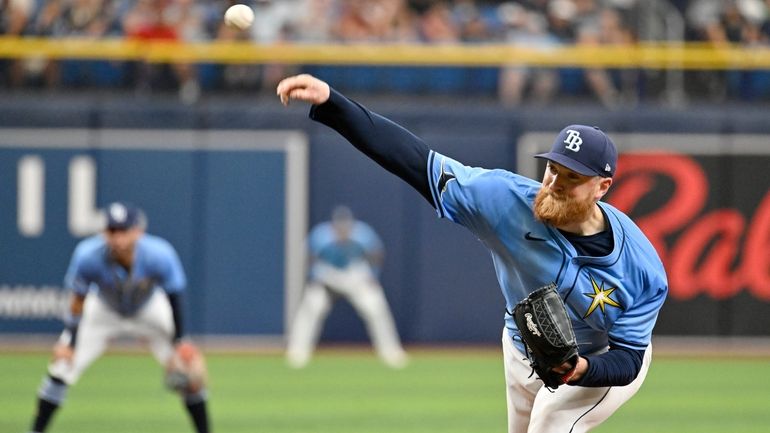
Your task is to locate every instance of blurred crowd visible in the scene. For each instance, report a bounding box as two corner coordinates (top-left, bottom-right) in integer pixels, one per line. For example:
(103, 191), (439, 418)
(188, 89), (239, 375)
(3, 0), (770, 106)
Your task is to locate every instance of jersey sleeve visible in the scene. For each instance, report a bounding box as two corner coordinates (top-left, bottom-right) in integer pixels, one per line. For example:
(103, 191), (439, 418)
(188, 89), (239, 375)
(355, 222), (384, 254)
(63, 241), (94, 296)
(427, 150), (531, 239)
(307, 223), (330, 257)
(153, 240), (187, 294)
(310, 89), (432, 203)
(428, 151), (487, 227)
(605, 209), (670, 351)
(608, 281), (668, 351)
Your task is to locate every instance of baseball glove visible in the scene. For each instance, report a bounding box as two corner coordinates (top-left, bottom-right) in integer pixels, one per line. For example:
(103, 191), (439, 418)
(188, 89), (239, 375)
(165, 341), (207, 394)
(513, 283), (579, 389)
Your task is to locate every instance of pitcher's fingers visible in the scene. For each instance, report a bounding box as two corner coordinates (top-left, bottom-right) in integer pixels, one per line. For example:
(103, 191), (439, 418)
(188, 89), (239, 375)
(289, 88), (315, 101)
(276, 75), (308, 95)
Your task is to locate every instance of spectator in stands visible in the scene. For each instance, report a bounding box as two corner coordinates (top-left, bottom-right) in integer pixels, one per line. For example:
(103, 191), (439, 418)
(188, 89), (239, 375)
(4, 0), (769, 104)
(210, 0), (300, 93)
(545, 0), (578, 44)
(168, 0), (208, 101)
(497, 1), (563, 106)
(122, 0), (178, 90)
(123, 0), (204, 103)
(292, 0), (339, 42)
(686, 0), (767, 100)
(761, 0), (770, 39)
(168, 0), (207, 42)
(454, 0), (496, 42)
(212, 0), (261, 91)
(250, 0), (301, 90)
(418, 1), (461, 43)
(332, 0), (372, 41)
(389, 0), (421, 42)
(417, 1), (466, 93)
(333, 0), (416, 42)
(573, 0), (628, 109)
(594, 6), (638, 106)
(32, 0), (118, 88)
(41, 0), (117, 36)
(0, 0), (34, 88)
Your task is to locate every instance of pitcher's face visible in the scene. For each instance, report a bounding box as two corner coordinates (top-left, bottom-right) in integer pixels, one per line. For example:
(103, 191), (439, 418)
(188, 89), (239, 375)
(534, 161), (610, 226)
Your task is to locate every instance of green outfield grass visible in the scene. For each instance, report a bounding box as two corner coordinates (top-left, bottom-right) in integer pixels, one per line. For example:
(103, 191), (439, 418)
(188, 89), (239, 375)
(3, 349), (769, 433)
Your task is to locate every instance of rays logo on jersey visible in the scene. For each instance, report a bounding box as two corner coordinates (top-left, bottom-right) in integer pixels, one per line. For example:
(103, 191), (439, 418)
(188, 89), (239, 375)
(582, 274), (623, 318)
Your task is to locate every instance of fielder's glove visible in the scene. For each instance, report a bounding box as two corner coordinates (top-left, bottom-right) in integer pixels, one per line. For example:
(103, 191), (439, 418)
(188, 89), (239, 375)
(165, 341), (207, 394)
(513, 283), (579, 389)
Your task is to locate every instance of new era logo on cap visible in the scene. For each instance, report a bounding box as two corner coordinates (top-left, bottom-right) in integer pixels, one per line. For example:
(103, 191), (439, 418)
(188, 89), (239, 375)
(535, 124), (617, 178)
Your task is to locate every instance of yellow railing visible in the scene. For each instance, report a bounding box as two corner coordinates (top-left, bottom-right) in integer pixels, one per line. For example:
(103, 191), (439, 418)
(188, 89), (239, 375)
(2, 37), (770, 69)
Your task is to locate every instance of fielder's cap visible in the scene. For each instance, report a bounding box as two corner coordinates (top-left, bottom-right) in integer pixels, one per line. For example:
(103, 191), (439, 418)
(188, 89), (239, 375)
(535, 124), (617, 177)
(331, 205), (354, 224)
(105, 201), (144, 230)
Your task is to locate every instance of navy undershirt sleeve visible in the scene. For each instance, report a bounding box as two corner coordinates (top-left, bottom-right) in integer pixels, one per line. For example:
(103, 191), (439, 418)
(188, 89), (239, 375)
(309, 89), (433, 205)
(571, 345), (645, 387)
(167, 292), (184, 343)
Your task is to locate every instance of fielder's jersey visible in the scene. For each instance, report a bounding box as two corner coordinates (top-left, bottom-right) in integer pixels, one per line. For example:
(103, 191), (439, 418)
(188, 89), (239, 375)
(308, 220), (383, 278)
(64, 234), (187, 316)
(427, 151), (668, 355)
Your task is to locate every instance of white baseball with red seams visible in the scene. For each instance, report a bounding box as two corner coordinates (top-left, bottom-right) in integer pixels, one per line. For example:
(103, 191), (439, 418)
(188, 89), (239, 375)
(224, 4), (254, 30)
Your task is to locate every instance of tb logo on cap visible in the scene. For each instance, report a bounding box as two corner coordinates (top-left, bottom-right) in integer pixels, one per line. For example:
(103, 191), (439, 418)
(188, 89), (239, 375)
(563, 130), (582, 152)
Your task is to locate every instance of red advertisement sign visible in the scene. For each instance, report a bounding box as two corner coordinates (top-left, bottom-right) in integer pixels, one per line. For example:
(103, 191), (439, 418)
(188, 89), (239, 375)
(607, 152), (769, 301)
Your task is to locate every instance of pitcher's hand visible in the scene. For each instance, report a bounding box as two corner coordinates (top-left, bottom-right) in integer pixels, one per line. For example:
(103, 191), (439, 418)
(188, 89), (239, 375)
(276, 74), (331, 106)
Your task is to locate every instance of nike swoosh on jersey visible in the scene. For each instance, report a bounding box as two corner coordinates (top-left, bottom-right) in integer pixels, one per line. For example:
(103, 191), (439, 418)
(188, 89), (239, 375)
(524, 232), (547, 241)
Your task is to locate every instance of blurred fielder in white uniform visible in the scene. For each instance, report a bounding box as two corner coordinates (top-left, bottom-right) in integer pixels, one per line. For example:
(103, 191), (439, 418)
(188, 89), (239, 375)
(27, 202), (210, 433)
(287, 206), (408, 369)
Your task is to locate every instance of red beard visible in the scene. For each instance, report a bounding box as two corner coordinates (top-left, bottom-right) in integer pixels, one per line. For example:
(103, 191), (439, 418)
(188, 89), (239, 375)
(533, 187), (595, 227)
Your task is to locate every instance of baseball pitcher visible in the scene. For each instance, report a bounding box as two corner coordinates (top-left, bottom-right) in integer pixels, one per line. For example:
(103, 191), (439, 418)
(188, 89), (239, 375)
(28, 202), (210, 433)
(277, 75), (668, 433)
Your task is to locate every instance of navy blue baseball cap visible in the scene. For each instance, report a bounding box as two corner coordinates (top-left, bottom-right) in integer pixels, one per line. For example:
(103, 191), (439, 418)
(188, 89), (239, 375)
(105, 202), (144, 230)
(535, 125), (617, 177)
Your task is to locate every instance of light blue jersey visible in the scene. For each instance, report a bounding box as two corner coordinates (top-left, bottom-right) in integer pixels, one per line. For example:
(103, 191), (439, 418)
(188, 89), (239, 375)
(64, 234), (187, 316)
(308, 220), (383, 278)
(427, 151), (668, 355)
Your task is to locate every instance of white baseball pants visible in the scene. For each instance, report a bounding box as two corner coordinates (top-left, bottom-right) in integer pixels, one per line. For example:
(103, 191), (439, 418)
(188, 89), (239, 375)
(286, 263), (407, 368)
(502, 329), (651, 433)
(49, 290), (175, 385)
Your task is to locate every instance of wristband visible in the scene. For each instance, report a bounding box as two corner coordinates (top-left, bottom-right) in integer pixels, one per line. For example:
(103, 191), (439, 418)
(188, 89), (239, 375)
(63, 312), (82, 348)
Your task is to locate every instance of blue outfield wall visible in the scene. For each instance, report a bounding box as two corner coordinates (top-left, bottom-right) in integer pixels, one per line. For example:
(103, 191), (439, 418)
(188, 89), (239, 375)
(0, 97), (769, 343)
(0, 127), (305, 341)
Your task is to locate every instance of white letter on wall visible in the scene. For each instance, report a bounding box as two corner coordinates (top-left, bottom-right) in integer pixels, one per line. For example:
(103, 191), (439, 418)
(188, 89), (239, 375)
(68, 156), (101, 236)
(18, 155), (45, 237)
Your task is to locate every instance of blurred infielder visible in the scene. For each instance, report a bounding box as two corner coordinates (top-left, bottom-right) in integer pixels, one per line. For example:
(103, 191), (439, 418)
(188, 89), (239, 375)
(28, 202), (210, 433)
(277, 75), (668, 432)
(287, 205), (408, 369)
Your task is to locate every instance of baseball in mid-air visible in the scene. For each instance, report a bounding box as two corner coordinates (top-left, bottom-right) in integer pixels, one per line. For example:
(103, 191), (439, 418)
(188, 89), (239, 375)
(224, 4), (254, 30)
